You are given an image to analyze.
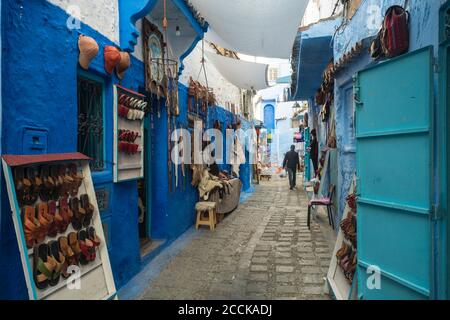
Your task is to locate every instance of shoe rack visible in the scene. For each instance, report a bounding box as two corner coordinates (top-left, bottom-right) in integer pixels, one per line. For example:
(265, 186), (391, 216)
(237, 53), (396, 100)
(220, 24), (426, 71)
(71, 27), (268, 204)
(113, 85), (146, 183)
(1, 153), (116, 300)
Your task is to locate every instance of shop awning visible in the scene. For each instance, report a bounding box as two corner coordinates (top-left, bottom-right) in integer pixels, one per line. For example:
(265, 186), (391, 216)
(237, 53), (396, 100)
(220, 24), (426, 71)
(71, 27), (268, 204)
(190, 0), (309, 58)
(290, 17), (341, 101)
(206, 52), (269, 90)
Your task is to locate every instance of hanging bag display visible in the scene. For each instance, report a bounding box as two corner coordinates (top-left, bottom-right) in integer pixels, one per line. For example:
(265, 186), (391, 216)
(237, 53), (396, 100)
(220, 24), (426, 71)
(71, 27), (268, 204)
(381, 5), (410, 58)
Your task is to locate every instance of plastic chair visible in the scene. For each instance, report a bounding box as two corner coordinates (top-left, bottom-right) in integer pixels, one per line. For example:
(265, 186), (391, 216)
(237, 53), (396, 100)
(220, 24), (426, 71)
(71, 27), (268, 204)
(307, 184), (335, 230)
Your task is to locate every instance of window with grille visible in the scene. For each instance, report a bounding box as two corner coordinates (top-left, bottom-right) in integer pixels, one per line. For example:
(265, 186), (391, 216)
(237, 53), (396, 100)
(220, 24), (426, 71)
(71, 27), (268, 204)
(77, 74), (105, 172)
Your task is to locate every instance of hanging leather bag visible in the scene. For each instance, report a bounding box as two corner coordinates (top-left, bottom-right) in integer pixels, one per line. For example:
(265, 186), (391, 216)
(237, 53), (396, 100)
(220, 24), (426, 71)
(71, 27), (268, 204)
(381, 5), (410, 58)
(370, 29), (385, 61)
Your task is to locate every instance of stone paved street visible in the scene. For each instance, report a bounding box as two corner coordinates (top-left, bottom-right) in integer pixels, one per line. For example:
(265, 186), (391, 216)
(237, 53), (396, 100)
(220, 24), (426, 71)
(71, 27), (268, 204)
(139, 176), (334, 300)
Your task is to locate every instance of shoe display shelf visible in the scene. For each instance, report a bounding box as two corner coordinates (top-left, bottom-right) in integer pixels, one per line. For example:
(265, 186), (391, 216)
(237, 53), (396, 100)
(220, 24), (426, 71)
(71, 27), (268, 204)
(2, 153), (116, 300)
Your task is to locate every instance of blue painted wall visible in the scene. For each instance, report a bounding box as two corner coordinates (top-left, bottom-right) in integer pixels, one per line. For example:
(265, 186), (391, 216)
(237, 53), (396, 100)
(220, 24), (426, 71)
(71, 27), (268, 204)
(149, 84), (200, 240)
(0, 0), (254, 299)
(0, 0), (147, 298)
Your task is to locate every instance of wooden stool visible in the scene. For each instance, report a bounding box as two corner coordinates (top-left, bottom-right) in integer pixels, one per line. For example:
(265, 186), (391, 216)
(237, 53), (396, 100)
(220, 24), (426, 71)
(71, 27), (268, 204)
(195, 202), (217, 230)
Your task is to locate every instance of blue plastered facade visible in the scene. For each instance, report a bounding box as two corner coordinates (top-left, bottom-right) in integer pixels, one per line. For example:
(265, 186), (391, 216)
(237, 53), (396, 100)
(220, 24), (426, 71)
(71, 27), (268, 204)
(0, 0), (253, 299)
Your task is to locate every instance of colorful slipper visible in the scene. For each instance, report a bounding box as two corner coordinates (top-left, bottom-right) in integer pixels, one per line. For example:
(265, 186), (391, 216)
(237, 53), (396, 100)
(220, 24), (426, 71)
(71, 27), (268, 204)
(87, 226), (101, 248)
(59, 235), (77, 277)
(48, 240), (65, 286)
(69, 197), (86, 231)
(33, 243), (56, 290)
(36, 202), (53, 243)
(80, 194), (95, 227)
(78, 229), (96, 265)
(58, 197), (73, 233)
(68, 232), (82, 264)
(22, 206), (40, 248)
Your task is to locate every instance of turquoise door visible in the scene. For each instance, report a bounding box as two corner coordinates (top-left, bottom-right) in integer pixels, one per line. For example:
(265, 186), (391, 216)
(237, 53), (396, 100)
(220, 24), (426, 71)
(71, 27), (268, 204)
(355, 47), (434, 299)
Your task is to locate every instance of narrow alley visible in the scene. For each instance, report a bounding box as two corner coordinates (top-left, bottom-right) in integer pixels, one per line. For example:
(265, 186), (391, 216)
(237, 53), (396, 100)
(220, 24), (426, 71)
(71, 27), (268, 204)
(121, 177), (334, 300)
(1, 0), (450, 305)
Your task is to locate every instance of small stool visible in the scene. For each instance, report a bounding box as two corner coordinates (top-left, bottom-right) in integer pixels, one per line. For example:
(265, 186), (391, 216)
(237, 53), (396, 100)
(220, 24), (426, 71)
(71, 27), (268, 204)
(195, 202), (217, 230)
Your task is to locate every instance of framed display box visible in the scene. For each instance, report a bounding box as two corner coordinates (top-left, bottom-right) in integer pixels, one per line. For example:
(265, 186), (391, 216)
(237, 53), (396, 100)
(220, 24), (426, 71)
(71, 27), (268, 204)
(1, 153), (116, 300)
(113, 85), (145, 182)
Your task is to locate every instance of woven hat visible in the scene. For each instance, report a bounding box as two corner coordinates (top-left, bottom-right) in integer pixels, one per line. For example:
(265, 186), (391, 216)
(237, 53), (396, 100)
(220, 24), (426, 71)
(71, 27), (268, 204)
(104, 46), (121, 74)
(116, 51), (131, 79)
(78, 35), (99, 70)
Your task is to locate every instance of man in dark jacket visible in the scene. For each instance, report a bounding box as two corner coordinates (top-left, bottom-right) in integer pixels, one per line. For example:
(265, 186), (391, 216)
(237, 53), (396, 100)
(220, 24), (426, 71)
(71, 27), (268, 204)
(283, 145), (300, 190)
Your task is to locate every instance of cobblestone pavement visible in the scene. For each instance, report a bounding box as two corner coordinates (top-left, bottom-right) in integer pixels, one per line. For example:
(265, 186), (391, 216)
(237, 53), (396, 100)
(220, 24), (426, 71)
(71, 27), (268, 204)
(141, 176), (334, 300)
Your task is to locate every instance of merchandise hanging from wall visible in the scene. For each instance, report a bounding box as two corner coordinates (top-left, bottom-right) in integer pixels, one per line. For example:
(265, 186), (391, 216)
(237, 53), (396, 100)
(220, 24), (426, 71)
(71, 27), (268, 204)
(327, 175), (358, 300)
(370, 5), (410, 61)
(104, 46), (121, 75)
(78, 35), (99, 70)
(116, 51), (131, 80)
(143, 18), (166, 112)
(114, 85), (146, 182)
(1, 153), (116, 300)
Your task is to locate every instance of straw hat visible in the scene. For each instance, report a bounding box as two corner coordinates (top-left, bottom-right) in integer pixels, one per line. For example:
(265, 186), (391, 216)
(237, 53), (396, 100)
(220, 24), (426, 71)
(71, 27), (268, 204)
(116, 51), (131, 79)
(104, 46), (121, 74)
(78, 35), (99, 70)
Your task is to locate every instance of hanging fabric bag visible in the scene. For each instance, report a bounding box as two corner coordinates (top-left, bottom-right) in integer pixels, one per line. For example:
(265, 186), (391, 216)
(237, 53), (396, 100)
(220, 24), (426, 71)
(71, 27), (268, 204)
(381, 5), (410, 58)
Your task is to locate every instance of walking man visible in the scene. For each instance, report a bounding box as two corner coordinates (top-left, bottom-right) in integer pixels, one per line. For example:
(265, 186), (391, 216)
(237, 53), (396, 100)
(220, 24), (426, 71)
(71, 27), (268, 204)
(283, 145), (300, 190)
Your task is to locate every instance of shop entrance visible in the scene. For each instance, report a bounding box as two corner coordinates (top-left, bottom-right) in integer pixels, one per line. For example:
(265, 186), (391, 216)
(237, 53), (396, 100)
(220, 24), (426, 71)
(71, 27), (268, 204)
(355, 47), (434, 299)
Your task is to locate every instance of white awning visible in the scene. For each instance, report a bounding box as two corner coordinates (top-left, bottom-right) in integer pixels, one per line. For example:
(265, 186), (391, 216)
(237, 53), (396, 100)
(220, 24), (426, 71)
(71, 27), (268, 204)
(190, 0), (309, 58)
(206, 52), (269, 90)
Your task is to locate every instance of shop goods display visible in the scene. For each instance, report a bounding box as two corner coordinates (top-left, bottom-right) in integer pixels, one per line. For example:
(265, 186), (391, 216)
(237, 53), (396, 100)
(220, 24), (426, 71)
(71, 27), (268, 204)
(371, 5), (410, 61)
(78, 35), (99, 70)
(114, 85), (145, 182)
(327, 176), (358, 300)
(104, 45), (122, 74)
(188, 76), (216, 114)
(2, 153), (116, 300)
(116, 51), (131, 79)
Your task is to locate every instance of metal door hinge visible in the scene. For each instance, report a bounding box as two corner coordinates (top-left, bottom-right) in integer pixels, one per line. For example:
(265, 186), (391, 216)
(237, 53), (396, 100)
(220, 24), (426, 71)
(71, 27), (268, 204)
(353, 87), (364, 107)
(431, 204), (442, 221)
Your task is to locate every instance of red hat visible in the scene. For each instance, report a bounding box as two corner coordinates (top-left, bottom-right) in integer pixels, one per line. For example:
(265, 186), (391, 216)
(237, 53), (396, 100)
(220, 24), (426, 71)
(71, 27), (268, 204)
(104, 46), (121, 74)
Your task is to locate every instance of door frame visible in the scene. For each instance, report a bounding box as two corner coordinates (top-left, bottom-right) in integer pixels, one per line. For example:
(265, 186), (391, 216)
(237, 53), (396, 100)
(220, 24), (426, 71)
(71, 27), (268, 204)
(439, 0), (450, 300)
(143, 112), (153, 239)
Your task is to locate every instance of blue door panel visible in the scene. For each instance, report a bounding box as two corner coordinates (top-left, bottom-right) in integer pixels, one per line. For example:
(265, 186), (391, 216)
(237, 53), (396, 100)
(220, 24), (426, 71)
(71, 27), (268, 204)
(356, 51), (431, 137)
(358, 203), (430, 291)
(358, 134), (430, 209)
(358, 268), (428, 300)
(356, 47), (433, 300)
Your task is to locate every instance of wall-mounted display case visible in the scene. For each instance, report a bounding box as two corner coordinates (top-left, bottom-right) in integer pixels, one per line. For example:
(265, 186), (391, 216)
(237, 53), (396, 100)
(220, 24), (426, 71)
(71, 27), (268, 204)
(113, 85), (146, 183)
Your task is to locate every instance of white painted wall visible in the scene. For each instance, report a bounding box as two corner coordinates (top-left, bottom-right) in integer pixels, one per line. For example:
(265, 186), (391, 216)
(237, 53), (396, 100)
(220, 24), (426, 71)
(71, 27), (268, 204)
(302, 0), (340, 26)
(48, 0), (120, 44)
(179, 42), (242, 109)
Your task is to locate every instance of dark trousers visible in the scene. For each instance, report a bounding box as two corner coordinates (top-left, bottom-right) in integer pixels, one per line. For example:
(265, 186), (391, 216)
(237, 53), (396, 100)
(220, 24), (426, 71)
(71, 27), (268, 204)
(287, 168), (297, 189)
(311, 158), (318, 177)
